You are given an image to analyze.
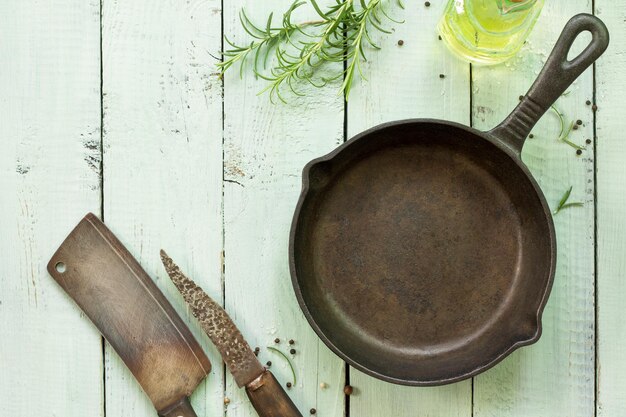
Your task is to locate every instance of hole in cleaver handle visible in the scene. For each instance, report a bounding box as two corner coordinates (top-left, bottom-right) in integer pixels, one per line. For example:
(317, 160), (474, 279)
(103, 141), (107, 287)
(47, 213), (211, 416)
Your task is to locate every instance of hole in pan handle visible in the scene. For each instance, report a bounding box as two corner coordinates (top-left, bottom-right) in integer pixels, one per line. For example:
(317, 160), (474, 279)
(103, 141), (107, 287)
(489, 13), (609, 154)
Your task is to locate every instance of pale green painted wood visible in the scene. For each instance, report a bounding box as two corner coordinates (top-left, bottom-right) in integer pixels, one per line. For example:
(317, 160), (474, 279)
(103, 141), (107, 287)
(472, 3), (595, 416)
(0, 1), (103, 415)
(222, 1), (346, 416)
(102, 0), (224, 415)
(596, 2), (626, 415)
(347, 2), (473, 416)
(4, 1), (626, 416)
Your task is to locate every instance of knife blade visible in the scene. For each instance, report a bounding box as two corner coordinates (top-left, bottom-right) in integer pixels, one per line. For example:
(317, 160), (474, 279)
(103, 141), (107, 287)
(47, 214), (210, 417)
(160, 250), (303, 417)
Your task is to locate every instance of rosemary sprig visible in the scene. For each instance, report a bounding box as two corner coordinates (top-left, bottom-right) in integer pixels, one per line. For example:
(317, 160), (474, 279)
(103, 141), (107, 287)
(267, 346), (297, 385)
(560, 121), (584, 150)
(258, 0), (355, 102)
(220, 0), (404, 102)
(217, 3), (323, 79)
(551, 105), (584, 150)
(553, 186), (584, 215)
(551, 104), (566, 139)
(341, 0), (404, 98)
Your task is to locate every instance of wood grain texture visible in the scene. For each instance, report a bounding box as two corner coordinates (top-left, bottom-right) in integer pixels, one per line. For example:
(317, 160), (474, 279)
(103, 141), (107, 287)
(0, 0), (103, 415)
(222, 1), (345, 416)
(595, 2), (626, 415)
(472, 3), (596, 416)
(347, 1), (473, 416)
(102, 0), (224, 415)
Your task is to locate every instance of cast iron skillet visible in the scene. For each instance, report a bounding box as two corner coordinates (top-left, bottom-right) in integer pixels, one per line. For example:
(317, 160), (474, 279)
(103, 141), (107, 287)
(289, 14), (609, 386)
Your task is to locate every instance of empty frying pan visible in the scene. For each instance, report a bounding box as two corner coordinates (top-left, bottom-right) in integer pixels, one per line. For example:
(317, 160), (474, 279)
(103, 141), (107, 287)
(289, 14), (609, 385)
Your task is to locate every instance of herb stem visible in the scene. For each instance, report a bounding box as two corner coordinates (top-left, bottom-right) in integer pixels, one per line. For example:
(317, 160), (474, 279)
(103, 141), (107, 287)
(220, 0), (404, 101)
(267, 346), (297, 385)
(554, 186), (584, 215)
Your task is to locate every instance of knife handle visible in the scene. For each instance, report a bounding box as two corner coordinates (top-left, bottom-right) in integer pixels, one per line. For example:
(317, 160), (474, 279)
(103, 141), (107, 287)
(245, 371), (303, 417)
(158, 397), (198, 417)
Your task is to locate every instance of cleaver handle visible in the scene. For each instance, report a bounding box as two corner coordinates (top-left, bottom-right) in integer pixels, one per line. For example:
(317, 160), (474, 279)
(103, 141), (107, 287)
(246, 371), (303, 417)
(158, 397), (198, 417)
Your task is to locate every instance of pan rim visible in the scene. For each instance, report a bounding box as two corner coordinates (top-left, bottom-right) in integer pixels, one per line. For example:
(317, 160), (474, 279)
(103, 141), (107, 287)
(288, 118), (557, 386)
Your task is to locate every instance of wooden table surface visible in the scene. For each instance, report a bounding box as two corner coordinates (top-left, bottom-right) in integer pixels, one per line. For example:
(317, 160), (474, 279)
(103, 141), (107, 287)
(1, 1), (624, 416)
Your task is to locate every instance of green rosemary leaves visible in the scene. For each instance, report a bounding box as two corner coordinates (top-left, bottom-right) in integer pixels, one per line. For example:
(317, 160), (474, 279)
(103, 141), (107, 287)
(553, 186), (584, 215)
(217, 0), (405, 102)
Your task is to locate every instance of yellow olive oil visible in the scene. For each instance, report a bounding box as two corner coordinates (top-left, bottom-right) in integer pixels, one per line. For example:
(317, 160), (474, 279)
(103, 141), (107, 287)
(438, 0), (544, 65)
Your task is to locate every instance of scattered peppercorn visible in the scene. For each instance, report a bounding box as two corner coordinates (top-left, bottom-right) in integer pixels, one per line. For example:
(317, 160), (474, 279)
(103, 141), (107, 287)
(266, 361), (272, 367)
(439, 73), (445, 79)
(586, 100), (591, 105)
(289, 339), (295, 345)
(438, 35), (442, 40)
(576, 149), (583, 155)
(425, 1), (431, 6)
(573, 124), (579, 130)
(274, 338), (280, 343)
(586, 139), (592, 144)
(224, 397), (231, 405)
(519, 95), (524, 101)
(592, 104), (598, 112)
(290, 348), (296, 355)
(344, 385), (353, 395)
(576, 119), (583, 125)
(286, 382), (293, 389)
(310, 408), (317, 415)
(398, 39), (404, 46)
(529, 134), (534, 139)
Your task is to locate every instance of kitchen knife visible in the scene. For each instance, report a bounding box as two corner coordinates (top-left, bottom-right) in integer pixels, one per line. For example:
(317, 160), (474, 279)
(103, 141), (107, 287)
(47, 213), (211, 417)
(160, 250), (303, 417)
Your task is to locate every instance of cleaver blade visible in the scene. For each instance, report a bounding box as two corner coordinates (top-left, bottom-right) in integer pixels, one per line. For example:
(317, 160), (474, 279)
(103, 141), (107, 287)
(47, 213), (210, 417)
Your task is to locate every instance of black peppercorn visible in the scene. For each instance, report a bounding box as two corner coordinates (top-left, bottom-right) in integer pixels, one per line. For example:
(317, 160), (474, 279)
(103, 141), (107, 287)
(576, 119), (583, 125)
(310, 408), (317, 415)
(274, 338), (280, 343)
(586, 100), (591, 105)
(266, 361), (272, 367)
(573, 124), (579, 130)
(398, 39), (404, 46)
(576, 149), (583, 155)
(529, 134), (534, 139)
(290, 348), (296, 355)
(286, 382), (292, 388)
(425, 1), (431, 6)
(586, 139), (592, 144)
(439, 73), (445, 79)
(344, 385), (353, 395)
(289, 339), (295, 345)
(592, 104), (598, 112)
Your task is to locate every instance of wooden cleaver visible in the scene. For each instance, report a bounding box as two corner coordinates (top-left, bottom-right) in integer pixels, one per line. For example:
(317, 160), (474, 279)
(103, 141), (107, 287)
(47, 213), (211, 417)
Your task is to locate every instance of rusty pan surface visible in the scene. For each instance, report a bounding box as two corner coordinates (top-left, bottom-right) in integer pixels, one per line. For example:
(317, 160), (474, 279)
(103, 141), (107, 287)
(289, 14), (609, 385)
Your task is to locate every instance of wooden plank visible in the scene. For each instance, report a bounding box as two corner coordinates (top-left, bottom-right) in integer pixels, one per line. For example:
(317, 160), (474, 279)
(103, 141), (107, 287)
(347, 2), (472, 416)
(102, 0), (224, 415)
(0, 0), (103, 415)
(472, 3), (595, 416)
(596, 3), (626, 415)
(222, 1), (346, 416)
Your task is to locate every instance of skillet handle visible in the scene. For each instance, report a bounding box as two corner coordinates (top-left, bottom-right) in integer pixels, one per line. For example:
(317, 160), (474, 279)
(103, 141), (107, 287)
(489, 13), (609, 154)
